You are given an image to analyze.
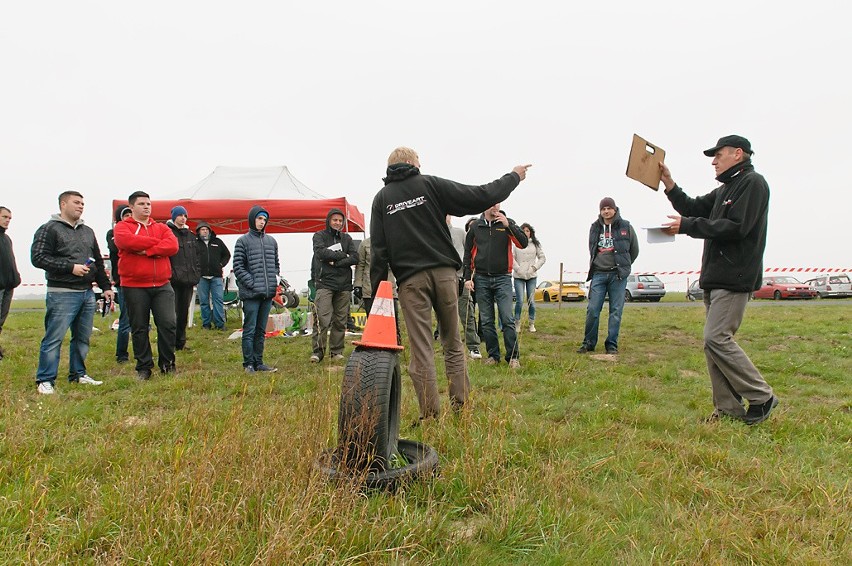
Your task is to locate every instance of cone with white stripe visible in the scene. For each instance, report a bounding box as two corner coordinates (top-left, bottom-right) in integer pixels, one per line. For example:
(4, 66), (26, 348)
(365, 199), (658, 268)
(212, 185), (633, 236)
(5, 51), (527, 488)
(353, 280), (403, 351)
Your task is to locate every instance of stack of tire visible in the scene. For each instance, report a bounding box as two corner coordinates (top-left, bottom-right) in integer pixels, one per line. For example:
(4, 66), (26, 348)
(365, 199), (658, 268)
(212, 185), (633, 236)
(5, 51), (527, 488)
(316, 349), (439, 490)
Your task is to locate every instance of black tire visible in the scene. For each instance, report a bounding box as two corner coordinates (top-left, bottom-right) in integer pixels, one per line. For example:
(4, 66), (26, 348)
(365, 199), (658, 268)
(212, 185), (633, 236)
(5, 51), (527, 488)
(687, 294), (696, 302)
(316, 439), (439, 491)
(543, 292), (551, 303)
(773, 290), (782, 300)
(650, 297), (662, 302)
(624, 291), (633, 302)
(337, 348), (401, 471)
(284, 292), (300, 308)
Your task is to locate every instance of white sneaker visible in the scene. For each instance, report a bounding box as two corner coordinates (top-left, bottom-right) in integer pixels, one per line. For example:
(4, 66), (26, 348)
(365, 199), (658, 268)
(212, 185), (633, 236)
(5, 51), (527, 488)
(529, 322), (536, 333)
(77, 375), (104, 386)
(469, 349), (482, 360)
(310, 354), (320, 363)
(331, 354), (345, 361)
(509, 359), (521, 369)
(37, 382), (55, 395)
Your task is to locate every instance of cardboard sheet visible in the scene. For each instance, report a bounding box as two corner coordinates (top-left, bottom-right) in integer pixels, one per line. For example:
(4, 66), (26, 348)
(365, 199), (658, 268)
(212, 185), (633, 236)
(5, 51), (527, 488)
(626, 134), (665, 190)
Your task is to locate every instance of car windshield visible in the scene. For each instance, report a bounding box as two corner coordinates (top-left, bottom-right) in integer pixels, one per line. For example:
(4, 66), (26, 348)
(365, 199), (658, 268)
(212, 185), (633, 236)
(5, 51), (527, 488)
(829, 275), (850, 284)
(770, 276), (802, 284)
(637, 275), (660, 283)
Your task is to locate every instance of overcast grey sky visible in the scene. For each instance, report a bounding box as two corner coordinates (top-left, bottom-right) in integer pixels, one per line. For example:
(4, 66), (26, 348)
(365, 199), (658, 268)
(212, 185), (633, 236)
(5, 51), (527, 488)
(2, 1), (850, 292)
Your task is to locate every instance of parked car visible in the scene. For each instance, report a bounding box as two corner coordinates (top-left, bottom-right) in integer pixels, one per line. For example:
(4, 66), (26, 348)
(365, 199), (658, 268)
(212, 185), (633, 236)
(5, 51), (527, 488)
(624, 274), (666, 302)
(803, 273), (852, 298)
(534, 280), (586, 302)
(752, 275), (817, 300)
(686, 280), (704, 302)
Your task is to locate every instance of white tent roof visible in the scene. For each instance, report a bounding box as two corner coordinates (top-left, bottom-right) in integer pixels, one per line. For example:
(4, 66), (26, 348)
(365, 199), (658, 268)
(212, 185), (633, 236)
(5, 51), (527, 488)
(182, 166), (326, 200)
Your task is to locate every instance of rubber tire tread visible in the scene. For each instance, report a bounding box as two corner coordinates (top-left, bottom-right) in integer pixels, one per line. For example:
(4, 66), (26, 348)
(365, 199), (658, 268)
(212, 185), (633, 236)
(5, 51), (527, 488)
(337, 348), (401, 470)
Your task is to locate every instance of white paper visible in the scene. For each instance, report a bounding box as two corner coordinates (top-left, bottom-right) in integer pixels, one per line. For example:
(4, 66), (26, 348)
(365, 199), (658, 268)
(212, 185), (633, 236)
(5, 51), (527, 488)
(327, 242), (343, 252)
(642, 227), (676, 244)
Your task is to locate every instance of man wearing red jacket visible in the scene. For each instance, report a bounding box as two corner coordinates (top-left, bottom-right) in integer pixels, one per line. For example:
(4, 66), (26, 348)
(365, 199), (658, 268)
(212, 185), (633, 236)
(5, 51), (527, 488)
(113, 191), (179, 380)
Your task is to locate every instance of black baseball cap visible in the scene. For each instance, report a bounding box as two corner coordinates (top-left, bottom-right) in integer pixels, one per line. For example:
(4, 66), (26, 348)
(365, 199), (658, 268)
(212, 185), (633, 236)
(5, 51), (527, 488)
(703, 135), (753, 156)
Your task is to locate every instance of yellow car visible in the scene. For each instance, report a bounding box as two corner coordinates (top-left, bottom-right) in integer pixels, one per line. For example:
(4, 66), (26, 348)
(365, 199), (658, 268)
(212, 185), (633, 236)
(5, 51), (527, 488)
(534, 280), (586, 302)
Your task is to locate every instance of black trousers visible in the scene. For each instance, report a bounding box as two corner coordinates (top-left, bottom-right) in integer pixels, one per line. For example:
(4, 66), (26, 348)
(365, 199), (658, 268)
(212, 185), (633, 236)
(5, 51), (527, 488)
(172, 282), (195, 350)
(124, 283), (177, 373)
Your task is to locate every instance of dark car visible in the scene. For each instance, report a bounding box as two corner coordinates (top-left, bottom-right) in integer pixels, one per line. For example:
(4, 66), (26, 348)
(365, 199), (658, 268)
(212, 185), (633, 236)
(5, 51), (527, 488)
(686, 280), (704, 302)
(752, 276), (817, 300)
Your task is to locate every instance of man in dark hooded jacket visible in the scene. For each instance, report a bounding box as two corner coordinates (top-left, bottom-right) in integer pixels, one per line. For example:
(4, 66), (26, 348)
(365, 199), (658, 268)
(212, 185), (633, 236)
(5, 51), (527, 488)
(577, 197), (639, 355)
(166, 206), (201, 351)
(195, 221), (231, 330)
(309, 208), (358, 362)
(0, 206), (22, 361)
(370, 146), (531, 421)
(233, 205), (279, 373)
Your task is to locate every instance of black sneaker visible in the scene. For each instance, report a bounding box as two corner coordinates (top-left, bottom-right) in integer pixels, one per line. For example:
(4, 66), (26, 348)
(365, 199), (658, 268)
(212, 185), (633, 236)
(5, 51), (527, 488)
(743, 396), (779, 425)
(576, 344), (593, 353)
(137, 369), (152, 381)
(116, 357), (129, 364)
(606, 347), (618, 354)
(255, 364), (278, 372)
(244, 365), (256, 373)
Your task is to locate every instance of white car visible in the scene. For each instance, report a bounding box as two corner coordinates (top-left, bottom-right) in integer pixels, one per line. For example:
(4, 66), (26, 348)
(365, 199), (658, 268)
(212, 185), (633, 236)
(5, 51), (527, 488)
(803, 273), (852, 298)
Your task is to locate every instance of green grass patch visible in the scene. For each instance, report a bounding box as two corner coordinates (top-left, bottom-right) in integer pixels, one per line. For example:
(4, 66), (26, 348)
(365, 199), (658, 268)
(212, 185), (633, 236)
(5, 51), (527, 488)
(0, 301), (849, 563)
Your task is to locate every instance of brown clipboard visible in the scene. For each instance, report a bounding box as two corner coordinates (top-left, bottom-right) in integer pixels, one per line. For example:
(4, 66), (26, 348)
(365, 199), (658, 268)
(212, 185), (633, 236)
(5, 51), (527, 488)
(626, 134), (665, 190)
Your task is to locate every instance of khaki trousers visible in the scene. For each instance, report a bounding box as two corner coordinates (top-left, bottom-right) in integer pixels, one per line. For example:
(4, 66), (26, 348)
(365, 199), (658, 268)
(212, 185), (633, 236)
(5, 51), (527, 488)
(703, 289), (773, 417)
(311, 288), (350, 359)
(398, 267), (469, 419)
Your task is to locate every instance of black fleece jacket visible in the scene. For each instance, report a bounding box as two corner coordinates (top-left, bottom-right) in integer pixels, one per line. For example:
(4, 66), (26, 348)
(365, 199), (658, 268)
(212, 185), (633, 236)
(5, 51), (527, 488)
(312, 208), (358, 291)
(370, 164), (521, 290)
(195, 222), (231, 278)
(667, 159), (769, 292)
(463, 213), (528, 279)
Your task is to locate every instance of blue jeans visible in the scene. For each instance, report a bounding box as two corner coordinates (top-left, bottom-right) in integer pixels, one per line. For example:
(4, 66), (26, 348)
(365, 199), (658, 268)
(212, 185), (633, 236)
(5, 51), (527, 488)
(197, 277), (225, 329)
(474, 274), (518, 361)
(36, 289), (96, 384)
(582, 271), (628, 351)
(241, 297), (273, 368)
(513, 277), (537, 322)
(115, 287), (131, 360)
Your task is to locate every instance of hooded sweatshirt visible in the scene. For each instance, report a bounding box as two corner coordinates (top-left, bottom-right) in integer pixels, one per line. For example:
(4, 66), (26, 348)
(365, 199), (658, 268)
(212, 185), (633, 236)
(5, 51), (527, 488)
(167, 219), (202, 286)
(232, 205), (279, 299)
(370, 164), (521, 291)
(586, 209), (639, 281)
(195, 221), (231, 278)
(311, 208), (359, 291)
(112, 214), (179, 288)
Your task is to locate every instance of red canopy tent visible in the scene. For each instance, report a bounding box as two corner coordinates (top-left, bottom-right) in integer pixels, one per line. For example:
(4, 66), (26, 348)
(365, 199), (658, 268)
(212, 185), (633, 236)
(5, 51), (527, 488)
(110, 166), (366, 235)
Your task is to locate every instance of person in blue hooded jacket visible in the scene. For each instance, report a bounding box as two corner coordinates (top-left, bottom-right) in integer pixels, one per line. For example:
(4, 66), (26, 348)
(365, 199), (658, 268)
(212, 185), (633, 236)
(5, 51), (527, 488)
(233, 205), (280, 373)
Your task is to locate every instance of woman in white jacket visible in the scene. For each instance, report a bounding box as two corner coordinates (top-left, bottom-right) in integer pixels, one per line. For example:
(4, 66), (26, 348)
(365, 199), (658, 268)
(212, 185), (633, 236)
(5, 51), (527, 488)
(512, 223), (546, 332)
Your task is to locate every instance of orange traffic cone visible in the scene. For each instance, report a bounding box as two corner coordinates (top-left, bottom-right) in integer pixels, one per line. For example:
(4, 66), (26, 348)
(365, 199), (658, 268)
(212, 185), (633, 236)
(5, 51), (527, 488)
(353, 280), (403, 351)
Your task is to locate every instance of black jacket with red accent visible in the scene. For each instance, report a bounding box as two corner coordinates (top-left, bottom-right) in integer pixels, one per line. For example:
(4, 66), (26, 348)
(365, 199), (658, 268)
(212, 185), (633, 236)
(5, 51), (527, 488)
(463, 213), (528, 280)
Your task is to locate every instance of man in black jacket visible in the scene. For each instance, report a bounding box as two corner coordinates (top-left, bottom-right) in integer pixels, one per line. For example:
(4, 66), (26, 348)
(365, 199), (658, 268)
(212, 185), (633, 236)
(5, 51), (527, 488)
(310, 208), (358, 363)
(106, 205), (132, 362)
(0, 206), (22, 361)
(577, 197), (639, 355)
(371, 146), (531, 421)
(660, 134), (778, 425)
(463, 204), (528, 367)
(166, 206), (201, 351)
(195, 221), (231, 330)
(31, 191), (114, 394)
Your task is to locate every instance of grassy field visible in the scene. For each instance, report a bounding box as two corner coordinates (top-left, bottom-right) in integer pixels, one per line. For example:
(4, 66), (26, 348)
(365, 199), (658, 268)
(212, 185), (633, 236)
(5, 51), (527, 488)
(0, 299), (849, 564)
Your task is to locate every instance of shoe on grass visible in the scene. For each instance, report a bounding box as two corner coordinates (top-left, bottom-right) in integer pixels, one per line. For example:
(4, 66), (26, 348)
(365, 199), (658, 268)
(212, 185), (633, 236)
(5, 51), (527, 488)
(255, 364), (278, 372)
(310, 354), (320, 363)
(77, 375), (103, 386)
(508, 359), (521, 369)
(331, 354), (344, 361)
(244, 366), (256, 373)
(576, 344), (593, 353)
(482, 357), (499, 366)
(743, 395), (779, 425)
(469, 348), (482, 360)
(137, 369), (152, 381)
(528, 322), (536, 333)
(37, 382), (55, 395)
(605, 347), (618, 355)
